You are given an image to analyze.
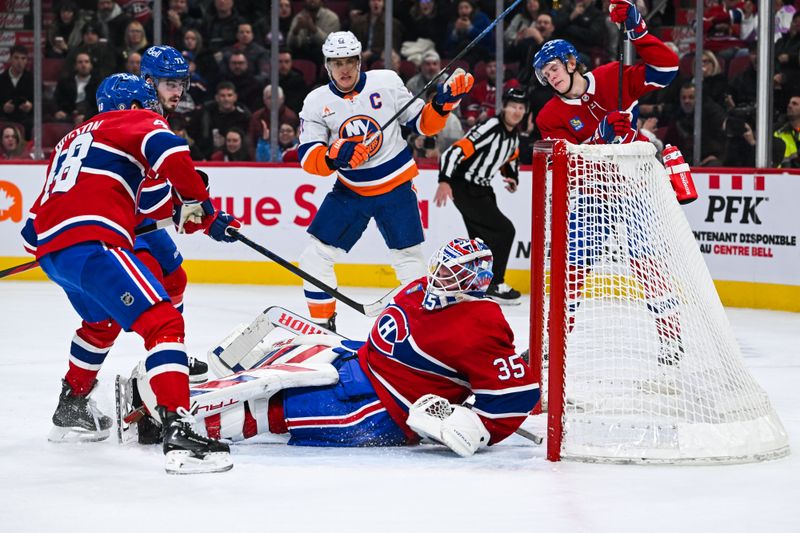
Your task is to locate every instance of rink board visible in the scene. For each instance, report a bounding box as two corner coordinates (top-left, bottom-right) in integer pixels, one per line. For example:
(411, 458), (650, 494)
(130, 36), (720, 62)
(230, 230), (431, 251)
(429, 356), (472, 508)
(1, 162), (799, 311)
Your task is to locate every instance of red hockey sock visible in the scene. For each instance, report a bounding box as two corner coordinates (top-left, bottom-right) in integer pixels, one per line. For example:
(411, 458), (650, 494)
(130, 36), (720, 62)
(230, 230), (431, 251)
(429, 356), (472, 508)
(163, 266), (187, 311)
(131, 302), (189, 412)
(65, 319), (122, 396)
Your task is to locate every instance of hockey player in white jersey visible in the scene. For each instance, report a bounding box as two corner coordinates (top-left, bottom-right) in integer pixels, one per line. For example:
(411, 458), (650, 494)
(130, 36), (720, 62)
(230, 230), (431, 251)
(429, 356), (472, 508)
(297, 31), (474, 330)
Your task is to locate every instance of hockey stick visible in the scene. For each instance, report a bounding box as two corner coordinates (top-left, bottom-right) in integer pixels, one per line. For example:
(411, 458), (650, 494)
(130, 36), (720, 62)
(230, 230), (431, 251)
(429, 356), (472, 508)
(228, 229), (397, 317)
(362, 0), (522, 147)
(617, 24), (624, 110)
(0, 217), (174, 280)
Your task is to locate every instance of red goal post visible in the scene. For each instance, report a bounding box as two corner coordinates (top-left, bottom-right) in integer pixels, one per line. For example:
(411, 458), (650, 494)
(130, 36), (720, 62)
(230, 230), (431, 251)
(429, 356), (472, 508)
(529, 139), (790, 464)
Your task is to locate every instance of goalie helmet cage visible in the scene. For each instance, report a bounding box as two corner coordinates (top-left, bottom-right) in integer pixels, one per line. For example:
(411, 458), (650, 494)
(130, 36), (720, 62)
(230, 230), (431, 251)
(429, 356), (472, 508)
(529, 140), (790, 464)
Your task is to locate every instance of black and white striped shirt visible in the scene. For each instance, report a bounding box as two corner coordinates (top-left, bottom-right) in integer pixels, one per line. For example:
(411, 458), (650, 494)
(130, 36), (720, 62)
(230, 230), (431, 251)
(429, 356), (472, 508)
(438, 116), (520, 187)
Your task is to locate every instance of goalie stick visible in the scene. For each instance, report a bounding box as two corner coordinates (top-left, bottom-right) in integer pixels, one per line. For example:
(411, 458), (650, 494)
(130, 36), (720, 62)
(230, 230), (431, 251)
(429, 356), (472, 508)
(0, 217), (173, 280)
(229, 229), (398, 317)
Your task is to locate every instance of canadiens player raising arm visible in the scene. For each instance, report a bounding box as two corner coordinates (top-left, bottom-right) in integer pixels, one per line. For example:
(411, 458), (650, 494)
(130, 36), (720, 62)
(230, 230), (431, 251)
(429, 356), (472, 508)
(20, 73), (241, 474)
(296, 31), (474, 331)
(532, 0), (678, 144)
(126, 238), (540, 456)
(134, 45), (209, 383)
(532, 2), (690, 366)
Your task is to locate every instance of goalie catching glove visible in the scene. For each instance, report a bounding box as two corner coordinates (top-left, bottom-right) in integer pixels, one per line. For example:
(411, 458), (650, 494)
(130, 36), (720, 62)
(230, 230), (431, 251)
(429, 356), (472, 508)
(433, 68), (475, 113)
(407, 394), (490, 457)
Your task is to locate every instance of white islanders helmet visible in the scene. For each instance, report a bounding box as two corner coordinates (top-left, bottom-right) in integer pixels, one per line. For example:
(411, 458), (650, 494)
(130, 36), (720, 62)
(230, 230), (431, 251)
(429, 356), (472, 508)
(322, 31), (362, 88)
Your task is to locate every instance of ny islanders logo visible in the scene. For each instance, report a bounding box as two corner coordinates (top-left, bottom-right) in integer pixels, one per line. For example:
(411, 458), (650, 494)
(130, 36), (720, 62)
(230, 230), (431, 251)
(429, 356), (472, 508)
(338, 115), (383, 159)
(369, 304), (409, 357)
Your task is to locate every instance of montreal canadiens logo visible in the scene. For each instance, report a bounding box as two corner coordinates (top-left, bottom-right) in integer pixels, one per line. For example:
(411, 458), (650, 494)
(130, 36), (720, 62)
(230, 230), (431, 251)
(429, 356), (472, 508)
(369, 304), (409, 357)
(338, 115), (383, 158)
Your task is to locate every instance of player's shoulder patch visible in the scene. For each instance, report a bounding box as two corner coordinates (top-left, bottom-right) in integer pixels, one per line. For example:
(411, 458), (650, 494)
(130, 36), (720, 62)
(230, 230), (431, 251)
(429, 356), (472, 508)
(569, 117), (585, 131)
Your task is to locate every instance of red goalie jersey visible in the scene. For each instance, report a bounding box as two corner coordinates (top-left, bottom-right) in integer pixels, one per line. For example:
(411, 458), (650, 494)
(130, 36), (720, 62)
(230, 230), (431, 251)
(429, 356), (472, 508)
(358, 278), (539, 445)
(535, 34), (679, 144)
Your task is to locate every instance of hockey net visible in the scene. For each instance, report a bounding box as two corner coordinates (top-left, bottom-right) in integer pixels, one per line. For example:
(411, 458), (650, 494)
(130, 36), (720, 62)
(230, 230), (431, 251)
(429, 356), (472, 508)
(530, 140), (789, 464)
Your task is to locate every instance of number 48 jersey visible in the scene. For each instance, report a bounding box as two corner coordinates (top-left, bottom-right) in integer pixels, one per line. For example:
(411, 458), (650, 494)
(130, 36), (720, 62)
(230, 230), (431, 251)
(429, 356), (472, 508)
(25, 109), (209, 259)
(357, 278), (540, 445)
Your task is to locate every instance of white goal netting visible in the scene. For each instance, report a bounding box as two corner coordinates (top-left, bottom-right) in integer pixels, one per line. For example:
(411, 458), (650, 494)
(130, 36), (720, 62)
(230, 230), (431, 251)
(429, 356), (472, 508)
(532, 141), (789, 464)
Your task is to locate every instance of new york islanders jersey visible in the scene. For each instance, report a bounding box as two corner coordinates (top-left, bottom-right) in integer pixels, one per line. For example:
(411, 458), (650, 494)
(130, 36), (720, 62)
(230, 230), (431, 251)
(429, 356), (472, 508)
(536, 34), (679, 144)
(25, 110), (209, 259)
(358, 278), (539, 445)
(298, 70), (444, 196)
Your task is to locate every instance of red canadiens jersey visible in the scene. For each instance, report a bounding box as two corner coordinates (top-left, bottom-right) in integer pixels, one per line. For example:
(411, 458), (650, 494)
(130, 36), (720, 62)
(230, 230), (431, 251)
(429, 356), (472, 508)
(358, 278), (539, 445)
(27, 110), (208, 258)
(535, 34), (679, 144)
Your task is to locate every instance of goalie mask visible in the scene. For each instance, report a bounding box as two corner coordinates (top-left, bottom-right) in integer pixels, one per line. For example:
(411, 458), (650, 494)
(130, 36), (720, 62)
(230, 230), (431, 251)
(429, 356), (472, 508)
(423, 238), (494, 310)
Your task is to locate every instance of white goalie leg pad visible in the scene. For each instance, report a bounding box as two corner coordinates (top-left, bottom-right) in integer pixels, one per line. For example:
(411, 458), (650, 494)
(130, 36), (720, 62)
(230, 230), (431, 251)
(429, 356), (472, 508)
(389, 244), (426, 284)
(208, 306), (341, 378)
(210, 397), (277, 440)
(298, 237), (344, 292)
(131, 360), (161, 424)
(407, 394), (491, 457)
(190, 362), (339, 421)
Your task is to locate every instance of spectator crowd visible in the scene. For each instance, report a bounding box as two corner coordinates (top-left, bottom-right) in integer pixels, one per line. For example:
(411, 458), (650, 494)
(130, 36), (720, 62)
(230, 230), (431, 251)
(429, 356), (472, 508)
(1, 0), (800, 167)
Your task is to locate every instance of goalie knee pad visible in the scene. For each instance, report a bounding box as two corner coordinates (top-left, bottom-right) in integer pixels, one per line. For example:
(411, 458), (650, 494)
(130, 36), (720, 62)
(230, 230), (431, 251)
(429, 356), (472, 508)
(389, 244), (426, 284)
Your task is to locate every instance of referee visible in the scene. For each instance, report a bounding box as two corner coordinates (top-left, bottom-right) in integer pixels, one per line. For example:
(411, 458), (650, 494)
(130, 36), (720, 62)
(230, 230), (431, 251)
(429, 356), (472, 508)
(435, 88), (527, 304)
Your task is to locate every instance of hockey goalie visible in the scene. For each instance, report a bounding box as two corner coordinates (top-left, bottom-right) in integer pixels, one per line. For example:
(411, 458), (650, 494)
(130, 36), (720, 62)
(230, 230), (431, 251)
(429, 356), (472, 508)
(116, 238), (540, 466)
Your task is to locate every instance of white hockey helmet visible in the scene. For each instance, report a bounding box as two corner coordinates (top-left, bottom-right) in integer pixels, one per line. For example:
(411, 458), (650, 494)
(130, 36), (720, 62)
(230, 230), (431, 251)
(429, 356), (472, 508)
(322, 31), (362, 60)
(323, 31), (363, 91)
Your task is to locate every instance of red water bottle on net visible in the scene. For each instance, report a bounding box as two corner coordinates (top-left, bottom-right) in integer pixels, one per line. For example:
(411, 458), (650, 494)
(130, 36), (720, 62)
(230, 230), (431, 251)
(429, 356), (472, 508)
(662, 144), (698, 204)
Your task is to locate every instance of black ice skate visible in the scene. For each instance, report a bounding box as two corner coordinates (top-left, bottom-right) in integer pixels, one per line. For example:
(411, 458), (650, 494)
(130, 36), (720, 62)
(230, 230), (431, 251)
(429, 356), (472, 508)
(314, 312), (337, 333)
(188, 356), (208, 384)
(131, 377), (162, 445)
(159, 406), (233, 475)
(486, 283), (522, 305)
(49, 379), (113, 443)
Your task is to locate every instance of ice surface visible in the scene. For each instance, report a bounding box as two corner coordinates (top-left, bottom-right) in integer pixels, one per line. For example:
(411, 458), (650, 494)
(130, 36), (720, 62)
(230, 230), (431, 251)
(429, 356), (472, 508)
(1, 281), (798, 532)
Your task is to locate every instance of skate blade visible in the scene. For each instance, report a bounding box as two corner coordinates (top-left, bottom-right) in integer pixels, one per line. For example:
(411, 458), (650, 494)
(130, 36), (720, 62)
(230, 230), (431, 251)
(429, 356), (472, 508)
(115, 374), (140, 445)
(164, 450), (233, 475)
(189, 372), (208, 384)
(48, 425), (110, 443)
